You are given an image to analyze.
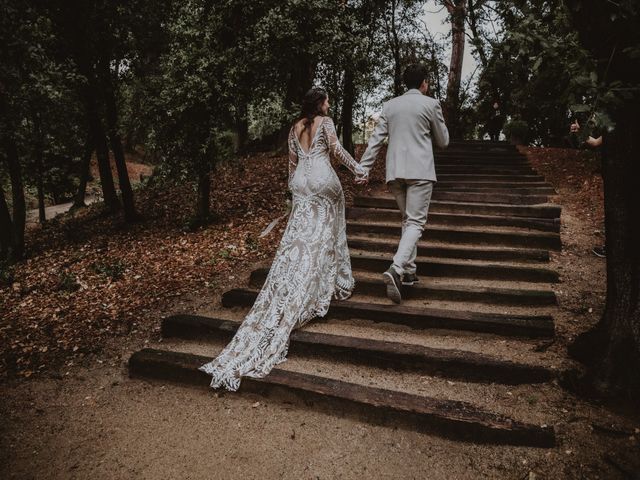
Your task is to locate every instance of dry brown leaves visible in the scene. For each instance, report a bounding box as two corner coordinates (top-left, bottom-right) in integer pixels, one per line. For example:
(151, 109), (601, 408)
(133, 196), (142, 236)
(0, 147), (387, 381)
(520, 145), (604, 225)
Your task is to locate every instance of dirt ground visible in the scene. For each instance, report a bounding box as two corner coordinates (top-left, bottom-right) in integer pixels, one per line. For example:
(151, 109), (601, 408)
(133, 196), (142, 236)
(1, 146), (639, 480)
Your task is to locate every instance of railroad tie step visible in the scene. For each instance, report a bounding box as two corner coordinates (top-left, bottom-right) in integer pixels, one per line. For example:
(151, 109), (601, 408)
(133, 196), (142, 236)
(347, 222), (562, 251)
(346, 237), (550, 262)
(348, 254), (559, 282)
(346, 207), (560, 232)
(437, 174), (545, 182)
(128, 348), (556, 447)
(221, 289), (556, 338)
(432, 191), (550, 204)
(248, 268), (558, 306)
(354, 197), (562, 219)
(162, 314), (557, 384)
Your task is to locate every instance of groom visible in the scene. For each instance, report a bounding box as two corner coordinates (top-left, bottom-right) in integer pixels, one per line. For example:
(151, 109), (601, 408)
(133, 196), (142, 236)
(358, 63), (449, 303)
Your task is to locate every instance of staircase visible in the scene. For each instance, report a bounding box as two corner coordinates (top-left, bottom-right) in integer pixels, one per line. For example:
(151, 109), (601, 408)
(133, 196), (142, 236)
(128, 140), (564, 448)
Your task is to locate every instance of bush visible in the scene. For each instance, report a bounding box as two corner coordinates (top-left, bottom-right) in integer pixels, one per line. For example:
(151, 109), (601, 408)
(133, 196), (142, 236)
(503, 119), (529, 145)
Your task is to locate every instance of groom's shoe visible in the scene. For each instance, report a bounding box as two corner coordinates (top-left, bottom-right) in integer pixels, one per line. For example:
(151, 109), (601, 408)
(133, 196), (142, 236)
(402, 273), (419, 286)
(383, 267), (402, 304)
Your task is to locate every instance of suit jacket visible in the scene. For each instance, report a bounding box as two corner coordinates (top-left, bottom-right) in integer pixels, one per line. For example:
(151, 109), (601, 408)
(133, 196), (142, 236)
(359, 89), (449, 183)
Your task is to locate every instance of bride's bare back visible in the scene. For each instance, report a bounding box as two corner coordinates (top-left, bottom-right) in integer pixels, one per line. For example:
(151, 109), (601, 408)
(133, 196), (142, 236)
(294, 116), (325, 152)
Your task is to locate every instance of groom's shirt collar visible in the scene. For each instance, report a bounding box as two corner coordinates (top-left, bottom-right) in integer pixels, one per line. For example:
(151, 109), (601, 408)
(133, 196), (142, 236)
(404, 88), (423, 95)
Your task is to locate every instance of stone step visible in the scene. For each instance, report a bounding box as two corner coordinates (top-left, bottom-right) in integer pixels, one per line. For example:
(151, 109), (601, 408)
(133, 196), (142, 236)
(354, 197), (562, 219)
(128, 348), (555, 447)
(221, 289), (556, 338)
(431, 191), (550, 204)
(161, 315), (556, 384)
(249, 268), (557, 306)
(347, 237), (550, 262)
(347, 221), (562, 250)
(347, 253), (559, 282)
(346, 207), (560, 233)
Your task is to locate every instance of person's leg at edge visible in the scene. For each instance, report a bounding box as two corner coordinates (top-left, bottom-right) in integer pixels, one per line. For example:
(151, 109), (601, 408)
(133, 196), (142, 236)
(392, 180), (434, 276)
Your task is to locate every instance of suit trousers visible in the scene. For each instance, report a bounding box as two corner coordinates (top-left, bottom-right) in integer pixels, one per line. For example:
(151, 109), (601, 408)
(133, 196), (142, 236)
(387, 179), (434, 276)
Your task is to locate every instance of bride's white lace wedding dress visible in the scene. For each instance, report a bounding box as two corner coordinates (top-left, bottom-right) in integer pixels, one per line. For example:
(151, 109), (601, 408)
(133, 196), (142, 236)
(198, 116), (366, 391)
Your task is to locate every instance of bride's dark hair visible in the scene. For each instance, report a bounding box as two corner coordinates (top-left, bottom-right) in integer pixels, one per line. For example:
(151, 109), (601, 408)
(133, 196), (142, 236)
(299, 87), (328, 134)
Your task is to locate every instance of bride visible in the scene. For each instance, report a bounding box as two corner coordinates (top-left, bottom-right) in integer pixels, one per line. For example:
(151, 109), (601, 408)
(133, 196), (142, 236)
(198, 87), (368, 390)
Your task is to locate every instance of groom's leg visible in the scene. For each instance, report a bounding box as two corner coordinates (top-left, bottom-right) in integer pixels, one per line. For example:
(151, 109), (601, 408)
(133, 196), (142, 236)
(392, 180), (434, 275)
(388, 179), (408, 275)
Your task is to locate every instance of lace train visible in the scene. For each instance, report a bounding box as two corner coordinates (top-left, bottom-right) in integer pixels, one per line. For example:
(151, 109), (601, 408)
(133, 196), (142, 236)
(198, 116), (365, 391)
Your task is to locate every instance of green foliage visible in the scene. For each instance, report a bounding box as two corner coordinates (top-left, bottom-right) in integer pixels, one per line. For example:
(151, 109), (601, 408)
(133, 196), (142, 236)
(503, 118), (529, 143)
(91, 259), (126, 281)
(473, 0), (596, 145)
(0, 0), (86, 205)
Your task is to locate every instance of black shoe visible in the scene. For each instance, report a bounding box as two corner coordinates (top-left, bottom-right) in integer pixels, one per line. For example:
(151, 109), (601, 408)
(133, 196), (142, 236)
(402, 273), (419, 286)
(383, 267), (402, 304)
(592, 245), (606, 258)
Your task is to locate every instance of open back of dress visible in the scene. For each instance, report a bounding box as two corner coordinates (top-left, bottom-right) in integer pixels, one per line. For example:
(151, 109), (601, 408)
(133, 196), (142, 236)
(198, 116), (365, 390)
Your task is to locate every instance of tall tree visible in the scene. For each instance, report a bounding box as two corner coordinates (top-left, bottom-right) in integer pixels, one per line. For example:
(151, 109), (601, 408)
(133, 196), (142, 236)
(565, 0), (640, 395)
(443, 0), (466, 139)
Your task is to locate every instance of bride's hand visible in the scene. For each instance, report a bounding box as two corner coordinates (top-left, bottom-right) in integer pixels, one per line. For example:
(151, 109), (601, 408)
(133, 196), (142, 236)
(354, 174), (369, 185)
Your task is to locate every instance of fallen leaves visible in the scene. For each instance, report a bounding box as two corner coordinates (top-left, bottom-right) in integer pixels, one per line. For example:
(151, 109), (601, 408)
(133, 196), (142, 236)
(0, 148), (386, 380)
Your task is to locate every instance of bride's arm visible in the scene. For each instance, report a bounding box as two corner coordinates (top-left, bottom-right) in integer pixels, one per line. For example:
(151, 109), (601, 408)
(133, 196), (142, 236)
(323, 117), (367, 178)
(287, 126), (298, 185)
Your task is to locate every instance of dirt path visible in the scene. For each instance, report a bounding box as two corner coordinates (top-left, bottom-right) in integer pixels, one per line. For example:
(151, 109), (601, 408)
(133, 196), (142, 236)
(1, 145), (638, 480)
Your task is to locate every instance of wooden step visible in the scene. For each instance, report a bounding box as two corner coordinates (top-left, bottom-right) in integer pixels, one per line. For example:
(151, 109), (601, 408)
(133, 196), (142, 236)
(448, 140), (517, 150)
(436, 167), (536, 175)
(346, 207), (560, 233)
(348, 253), (559, 282)
(347, 221), (562, 251)
(347, 237), (550, 262)
(434, 159), (529, 166)
(434, 186), (556, 195)
(249, 268), (557, 305)
(436, 181), (552, 188)
(222, 289), (556, 338)
(432, 191), (550, 205)
(437, 174), (545, 182)
(161, 315), (556, 384)
(354, 197), (562, 219)
(128, 348), (555, 447)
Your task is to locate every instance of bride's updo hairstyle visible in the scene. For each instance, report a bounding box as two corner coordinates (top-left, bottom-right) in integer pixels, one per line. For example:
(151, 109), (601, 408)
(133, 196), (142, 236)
(299, 87), (328, 134)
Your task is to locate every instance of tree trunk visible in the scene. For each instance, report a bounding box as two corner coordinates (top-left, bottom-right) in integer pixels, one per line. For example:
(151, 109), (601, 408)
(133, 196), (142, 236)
(33, 115), (46, 224)
(85, 91), (120, 213)
(102, 61), (137, 221)
(277, 58), (316, 151)
(35, 146), (46, 223)
(235, 101), (249, 153)
(566, 0), (640, 395)
(0, 185), (12, 261)
(2, 134), (25, 261)
(195, 167), (211, 223)
(444, 0), (466, 139)
(467, 0), (488, 68)
(72, 134), (94, 210)
(569, 107), (640, 395)
(342, 68), (356, 156)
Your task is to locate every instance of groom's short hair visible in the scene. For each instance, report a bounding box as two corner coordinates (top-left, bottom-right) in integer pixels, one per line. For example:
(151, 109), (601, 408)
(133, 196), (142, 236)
(403, 63), (430, 89)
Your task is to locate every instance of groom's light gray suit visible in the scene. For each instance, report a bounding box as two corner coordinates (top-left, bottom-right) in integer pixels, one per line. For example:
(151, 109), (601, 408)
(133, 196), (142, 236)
(359, 88), (449, 277)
